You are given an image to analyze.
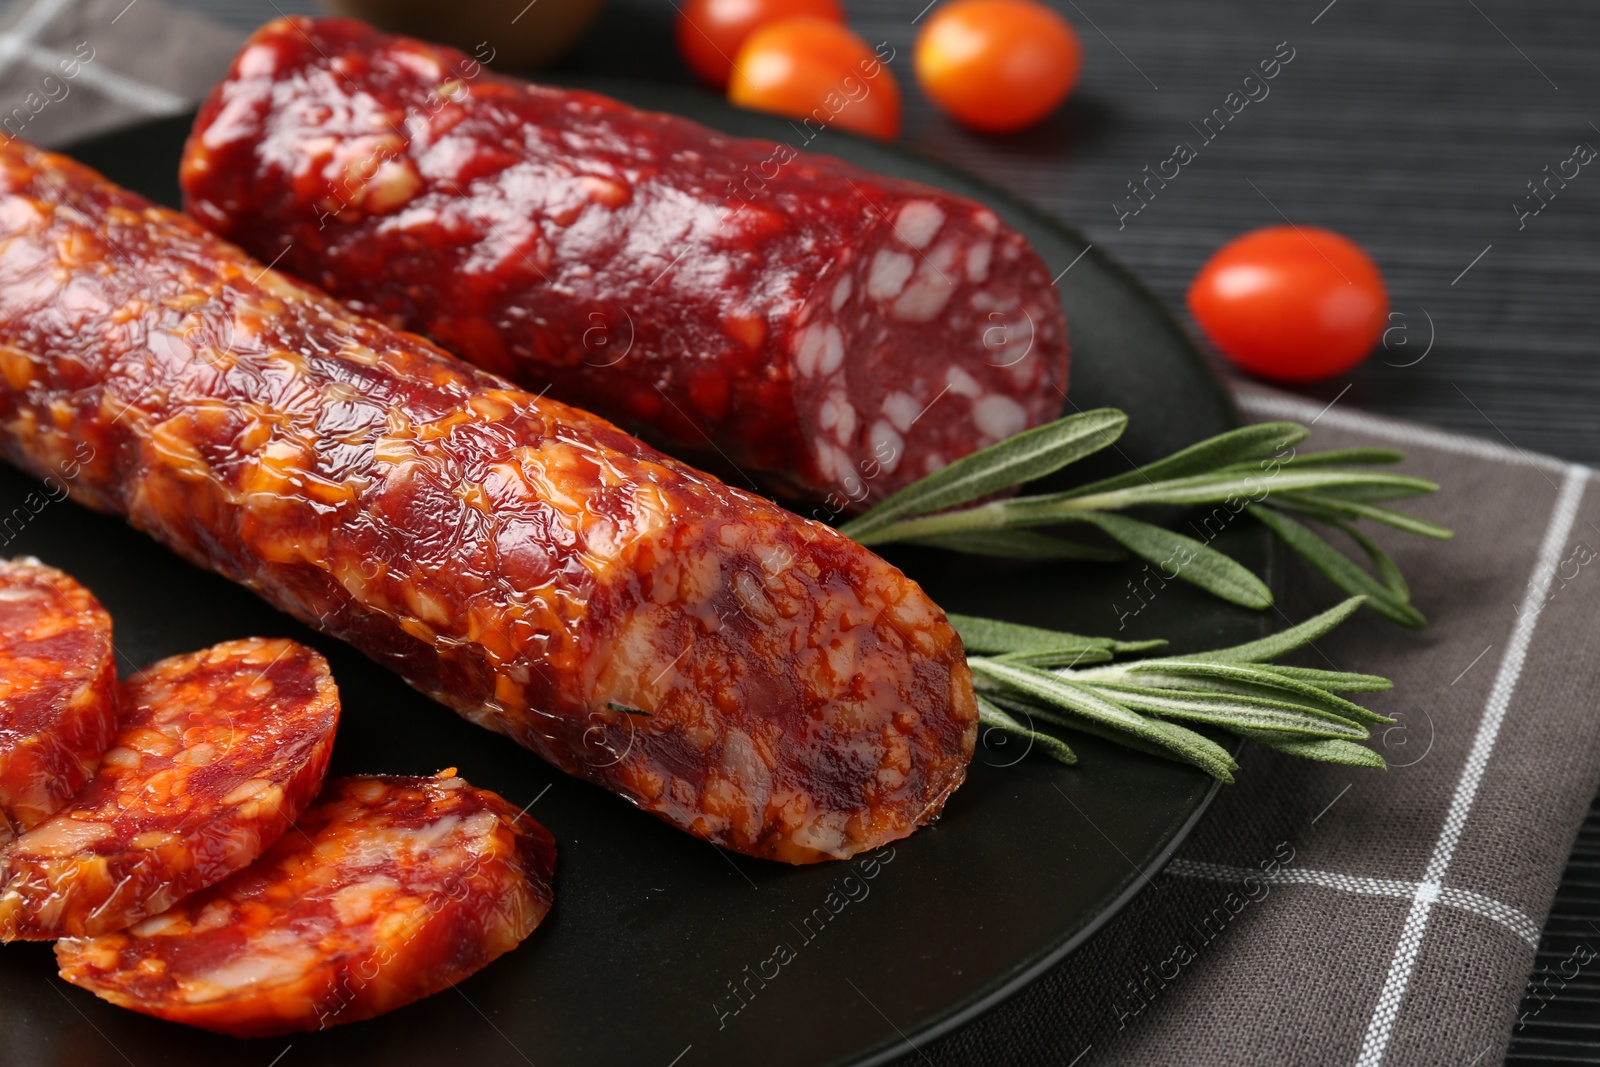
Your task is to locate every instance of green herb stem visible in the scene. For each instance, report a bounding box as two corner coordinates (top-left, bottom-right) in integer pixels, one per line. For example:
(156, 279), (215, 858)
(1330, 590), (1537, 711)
(964, 597), (1393, 779)
(839, 408), (1450, 628)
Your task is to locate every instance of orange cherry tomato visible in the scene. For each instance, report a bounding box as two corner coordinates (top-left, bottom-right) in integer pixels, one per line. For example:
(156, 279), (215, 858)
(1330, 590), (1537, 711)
(676, 0), (845, 90)
(914, 0), (1082, 134)
(1187, 226), (1389, 383)
(728, 18), (902, 142)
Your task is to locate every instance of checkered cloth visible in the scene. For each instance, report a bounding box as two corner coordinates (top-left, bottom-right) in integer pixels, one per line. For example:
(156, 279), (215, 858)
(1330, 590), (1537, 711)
(5, 2), (1597, 1063)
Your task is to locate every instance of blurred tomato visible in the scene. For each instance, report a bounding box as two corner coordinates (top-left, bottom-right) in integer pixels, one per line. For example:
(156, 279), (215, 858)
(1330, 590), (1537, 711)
(914, 0), (1081, 134)
(728, 18), (902, 141)
(676, 0), (845, 89)
(326, 0), (603, 68)
(1188, 226), (1389, 383)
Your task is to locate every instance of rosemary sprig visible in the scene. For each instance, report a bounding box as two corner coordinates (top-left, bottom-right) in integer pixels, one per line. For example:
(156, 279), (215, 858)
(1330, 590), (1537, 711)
(838, 410), (1452, 627)
(964, 597), (1390, 778)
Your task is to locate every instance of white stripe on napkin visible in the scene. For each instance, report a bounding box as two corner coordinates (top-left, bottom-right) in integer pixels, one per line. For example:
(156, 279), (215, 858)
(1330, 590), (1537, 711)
(1166, 859), (1543, 947)
(1237, 391), (1571, 472)
(1356, 462), (1589, 1066)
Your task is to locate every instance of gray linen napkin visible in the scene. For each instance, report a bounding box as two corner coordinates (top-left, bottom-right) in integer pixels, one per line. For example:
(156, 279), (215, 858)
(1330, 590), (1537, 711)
(0, 0), (236, 146)
(902, 385), (1600, 1066)
(4, 2), (1594, 1064)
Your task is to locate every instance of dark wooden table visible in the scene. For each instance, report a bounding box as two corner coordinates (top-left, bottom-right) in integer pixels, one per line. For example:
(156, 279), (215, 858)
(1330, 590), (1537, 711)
(174, 2), (1600, 1062)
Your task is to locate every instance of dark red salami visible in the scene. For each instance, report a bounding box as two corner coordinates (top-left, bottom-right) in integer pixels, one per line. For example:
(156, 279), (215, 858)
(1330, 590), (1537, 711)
(0, 139), (977, 864)
(56, 773), (556, 1038)
(179, 17), (1069, 514)
(0, 558), (119, 841)
(0, 638), (339, 939)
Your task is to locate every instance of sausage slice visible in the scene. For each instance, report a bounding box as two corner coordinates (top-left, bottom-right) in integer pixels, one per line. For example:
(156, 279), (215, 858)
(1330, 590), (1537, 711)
(0, 558), (119, 842)
(0, 638), (338, 939)
(57, 773), (557, 1037)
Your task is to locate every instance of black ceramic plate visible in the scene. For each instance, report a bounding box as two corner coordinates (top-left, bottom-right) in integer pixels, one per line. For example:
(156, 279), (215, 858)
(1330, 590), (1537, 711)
(0, 84), (1276, 1067)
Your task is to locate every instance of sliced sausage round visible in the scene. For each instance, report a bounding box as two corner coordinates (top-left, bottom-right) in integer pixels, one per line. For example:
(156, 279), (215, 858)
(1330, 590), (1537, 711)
(0, 557), (119, 842)
(56, 773), (557, 1037)
(0, 637), (339, 940)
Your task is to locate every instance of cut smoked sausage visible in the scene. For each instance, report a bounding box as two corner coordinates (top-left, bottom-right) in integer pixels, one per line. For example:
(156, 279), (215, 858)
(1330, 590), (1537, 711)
(0, 638), (339, 939)
(180, 17), (1069, 514)
(0, 139), (977, 864)
(0, 558), (119, 842)
(56, 773), (555, 1038)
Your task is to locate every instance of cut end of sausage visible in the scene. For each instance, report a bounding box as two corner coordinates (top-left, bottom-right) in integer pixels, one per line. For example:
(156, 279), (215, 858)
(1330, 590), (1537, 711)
(0, 558), (119, 839)
(579, 492), (980, 865)
(56, 774), (557, 1038)
(790, 202), (1069, 512)
(0, 637), (339, 940)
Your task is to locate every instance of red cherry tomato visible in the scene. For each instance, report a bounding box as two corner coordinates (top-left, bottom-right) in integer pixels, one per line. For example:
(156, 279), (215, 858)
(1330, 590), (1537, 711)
(676, 0), (845, 90)
(1187, 226), (1389, 383)
(728, 18), (902, 142)
(914, 0), (1082, 134)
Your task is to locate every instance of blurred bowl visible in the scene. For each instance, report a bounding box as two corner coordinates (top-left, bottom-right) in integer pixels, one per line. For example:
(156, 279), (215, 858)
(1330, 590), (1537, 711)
(323, 0), (605, 69)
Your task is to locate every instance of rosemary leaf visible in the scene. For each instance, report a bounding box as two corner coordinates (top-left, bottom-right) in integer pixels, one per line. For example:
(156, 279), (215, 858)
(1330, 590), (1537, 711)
(1166, 596), (1365, 663)
(993, 648), (1112, 668)
(1080, 684), (1370, 739)
(986, 690), (1209, 767)
(1255, 665), (1393, 693)
(1258, 494), (1361, 526)
(946, 613), (1162, 657)
(839, 408), (1128, 541)
(1139, 718), (1240, 782)
(1053, 470), (1439, 514)
(976, 695), (1077, 765)
(848, 466), (1438, 547)
(1339, 521), (1411, 600)
(1082, 661), (1391, 725)
(969, 658), (1238, 780)
(1243, 447), (1405, 469)
(995, 638), (1166, 667)
(858, 471), (1439, 543)
(906, 529), (1125, 561)
(970, 659), (1153, 735)
(1304, 480), (1439, 503)
(1084, 677), (1376, 729)
(1231, 727), (1387, 769)
(1249, 507), (1427, 629)
(833, 409), (1442, 627)
(1068, 512), (1273, 609)
(1061, 421), (1308, 499)
(964, 600), (1397, 775)
(980, 689), (1075, 726)
(1275, 491), (1453, 540)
